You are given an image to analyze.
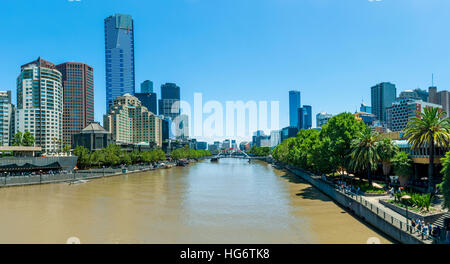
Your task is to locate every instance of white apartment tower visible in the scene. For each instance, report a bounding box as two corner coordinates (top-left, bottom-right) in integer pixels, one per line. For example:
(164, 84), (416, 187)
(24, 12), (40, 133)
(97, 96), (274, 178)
(16, 58), (63, 153)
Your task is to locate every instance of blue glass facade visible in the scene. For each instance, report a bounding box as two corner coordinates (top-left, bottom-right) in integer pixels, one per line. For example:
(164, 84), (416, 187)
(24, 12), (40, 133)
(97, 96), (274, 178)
(135, 92), (157, 115)
(298, 105), (312, 130)
(289, 91), (301, 127)
(104, 14), (135, 110)
(141, 80), (153, 93)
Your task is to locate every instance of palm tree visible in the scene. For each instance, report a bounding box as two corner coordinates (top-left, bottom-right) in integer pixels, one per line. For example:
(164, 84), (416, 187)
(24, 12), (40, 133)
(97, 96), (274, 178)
(378, 138), (399, 183)
(404, 107), (450, 193)
(349, 128), (380, 185)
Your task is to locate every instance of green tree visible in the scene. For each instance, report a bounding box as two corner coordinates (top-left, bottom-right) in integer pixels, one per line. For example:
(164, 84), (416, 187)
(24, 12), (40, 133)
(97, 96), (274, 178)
(349, 128), (380, 185)
(62, 145), (72, 155)
(320, 112), (367, 175)
(22, 131), (35, 146)
(73, 146), (91, 169)
(377, 138), (399, 183)
(404, 107), (450, 193)
(391, 152), (413, 179)
(12, 132), (23, 146)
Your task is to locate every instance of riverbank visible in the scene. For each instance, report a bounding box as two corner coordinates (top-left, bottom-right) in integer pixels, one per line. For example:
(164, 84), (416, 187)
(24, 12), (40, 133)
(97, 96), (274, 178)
(0, 156), (212, 188)
(278, 163), (435, 244)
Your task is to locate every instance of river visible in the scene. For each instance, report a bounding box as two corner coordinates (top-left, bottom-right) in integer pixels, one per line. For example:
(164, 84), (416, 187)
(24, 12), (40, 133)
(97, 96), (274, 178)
(0, 158), (392, 244)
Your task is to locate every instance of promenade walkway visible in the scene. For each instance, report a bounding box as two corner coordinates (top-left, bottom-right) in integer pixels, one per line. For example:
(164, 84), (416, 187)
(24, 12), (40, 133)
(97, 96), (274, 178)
(285, 165), (445, 244)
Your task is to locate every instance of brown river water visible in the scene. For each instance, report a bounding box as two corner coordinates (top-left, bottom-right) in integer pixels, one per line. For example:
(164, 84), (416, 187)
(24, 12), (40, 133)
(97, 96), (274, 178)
(0, 158), (392, 244)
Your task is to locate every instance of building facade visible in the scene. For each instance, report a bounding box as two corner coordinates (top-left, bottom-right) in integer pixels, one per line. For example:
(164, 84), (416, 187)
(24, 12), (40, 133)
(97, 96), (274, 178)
(437, 90), (450, 117)
(387, 99), (442, 132)
(16, 58), (63, 153)
(316, 112), (333, 128)
(298, 105), (312, 130)
(414, 88), (428, 102)
(105, 93), (162, 146)
(0, 91), (14, 146)
(56, 62), (94, 147)
(360, 103), (372, 114)
(104, 14), (135, 110)
(281, 126), (298, 142)
(140, 80), (153, 93)
(135, 92), (157, 115)
(72, 122), (112, 151)
(371, 82), (397, 122)
(289, 90), (301, 128)
(428, 86), (438, 104)
(158, 83), (180, 119)
(270, 130), (281, 148)
(355, 112), (376, 126)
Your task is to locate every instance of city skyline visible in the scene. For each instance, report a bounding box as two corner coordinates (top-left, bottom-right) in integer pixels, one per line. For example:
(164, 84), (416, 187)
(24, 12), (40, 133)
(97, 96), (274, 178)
(1, 0), (450, 138)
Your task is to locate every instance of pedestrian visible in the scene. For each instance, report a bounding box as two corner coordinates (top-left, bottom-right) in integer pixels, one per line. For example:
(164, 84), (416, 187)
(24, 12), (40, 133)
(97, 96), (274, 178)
(411, 219), (416, 233)
(357, 186), (361, 195)
(389, 187), (394, 198)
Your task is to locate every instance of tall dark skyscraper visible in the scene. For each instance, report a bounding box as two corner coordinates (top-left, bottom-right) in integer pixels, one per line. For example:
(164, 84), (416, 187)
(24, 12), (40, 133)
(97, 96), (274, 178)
(298, 105), (312, 130)
(104, 14), (135, 110)
(289, 90), (301, 127)
(135, 81), (157, 115)
(159, 83), (181, 119)
(140, 80), (153, 93)
(371, 82), (396, 122)
(56, 62), (94, 146)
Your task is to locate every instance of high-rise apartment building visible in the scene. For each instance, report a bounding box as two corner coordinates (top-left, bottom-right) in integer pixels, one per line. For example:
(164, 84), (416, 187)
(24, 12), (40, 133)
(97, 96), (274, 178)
(104, 14), (135, 110)
(371, 82), (397, 122)
(105, 93), (162, 146)
(289, 90), (301, 127)
(16, 58), (63, 153)
(56, 62), (94, 147)
(0, 91), (14, 146)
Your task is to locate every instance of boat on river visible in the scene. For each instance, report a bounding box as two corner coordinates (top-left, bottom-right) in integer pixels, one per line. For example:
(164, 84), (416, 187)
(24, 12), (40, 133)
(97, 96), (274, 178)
(69, 179), (90, 185)
(210, 157), (219, 162)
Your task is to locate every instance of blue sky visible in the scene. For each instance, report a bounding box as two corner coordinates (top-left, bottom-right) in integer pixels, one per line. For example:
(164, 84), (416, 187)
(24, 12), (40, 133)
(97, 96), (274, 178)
(1, 0), (450, 137)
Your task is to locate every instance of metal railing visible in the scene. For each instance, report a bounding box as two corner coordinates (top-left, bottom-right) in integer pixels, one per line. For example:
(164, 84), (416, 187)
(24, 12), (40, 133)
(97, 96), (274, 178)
(334, 184), (444, 244)
(286, 165), (445, 244)
(0, 164), (156, 187)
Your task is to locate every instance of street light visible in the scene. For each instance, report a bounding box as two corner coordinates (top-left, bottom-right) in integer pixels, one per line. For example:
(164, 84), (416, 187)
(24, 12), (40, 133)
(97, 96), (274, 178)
(402, 195), (412, 231)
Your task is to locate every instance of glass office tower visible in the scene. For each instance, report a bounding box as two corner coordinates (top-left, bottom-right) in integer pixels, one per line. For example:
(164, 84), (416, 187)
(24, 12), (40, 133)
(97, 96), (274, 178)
(289, 90), (301, 127)
(104, 14), (135, 110)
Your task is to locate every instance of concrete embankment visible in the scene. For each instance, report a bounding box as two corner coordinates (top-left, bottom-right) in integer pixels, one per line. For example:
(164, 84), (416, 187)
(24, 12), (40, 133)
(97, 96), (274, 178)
(283, 165), (426, 244)
(0, 157), (212, 188)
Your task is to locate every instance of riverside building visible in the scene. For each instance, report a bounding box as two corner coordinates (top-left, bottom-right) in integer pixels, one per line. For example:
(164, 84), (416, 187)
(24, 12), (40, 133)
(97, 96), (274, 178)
(105, 93), (162, 147)
(16, 58), (63, 153)
(56, 62), (94, 147)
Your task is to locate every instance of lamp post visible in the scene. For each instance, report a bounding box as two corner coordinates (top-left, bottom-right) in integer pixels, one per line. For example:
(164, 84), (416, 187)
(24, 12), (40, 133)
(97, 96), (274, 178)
(402, 195), (412, 231)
